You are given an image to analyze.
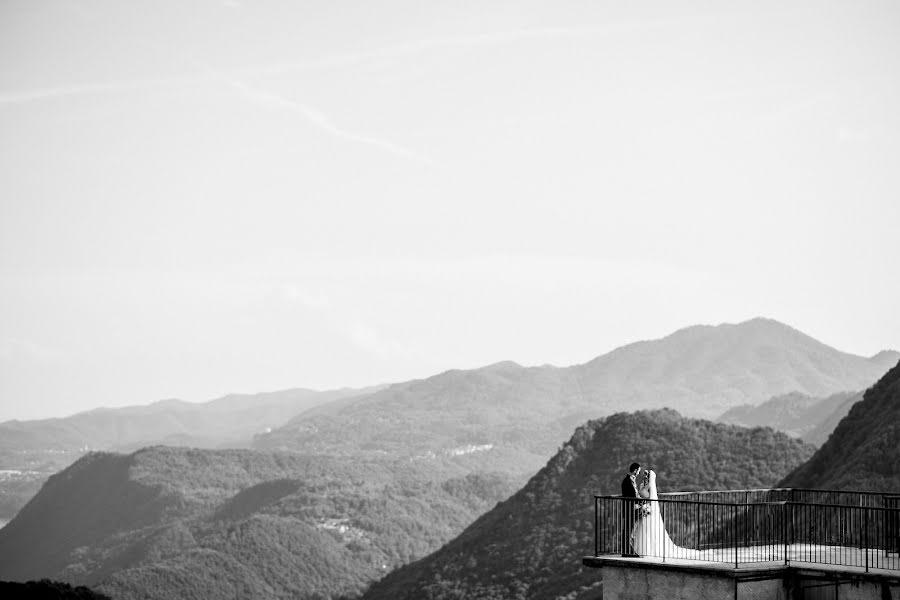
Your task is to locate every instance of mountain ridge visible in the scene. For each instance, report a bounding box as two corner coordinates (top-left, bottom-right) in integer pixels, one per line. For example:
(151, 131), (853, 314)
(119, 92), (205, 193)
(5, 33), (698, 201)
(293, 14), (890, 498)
(255, 318), (895, 469)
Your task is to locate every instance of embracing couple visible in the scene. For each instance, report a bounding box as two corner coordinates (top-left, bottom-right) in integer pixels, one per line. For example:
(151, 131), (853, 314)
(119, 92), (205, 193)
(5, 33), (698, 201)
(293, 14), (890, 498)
(619, 461), (680, 558)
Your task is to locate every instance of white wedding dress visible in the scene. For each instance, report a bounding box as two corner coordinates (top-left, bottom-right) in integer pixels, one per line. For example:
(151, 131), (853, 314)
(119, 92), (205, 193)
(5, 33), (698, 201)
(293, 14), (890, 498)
(632, 470), (690, 558)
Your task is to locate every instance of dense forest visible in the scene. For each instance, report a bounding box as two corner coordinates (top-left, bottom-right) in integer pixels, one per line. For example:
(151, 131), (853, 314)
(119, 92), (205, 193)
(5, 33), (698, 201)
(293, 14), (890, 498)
(362, 409), (815, 600)
(0, 448), (520, 600)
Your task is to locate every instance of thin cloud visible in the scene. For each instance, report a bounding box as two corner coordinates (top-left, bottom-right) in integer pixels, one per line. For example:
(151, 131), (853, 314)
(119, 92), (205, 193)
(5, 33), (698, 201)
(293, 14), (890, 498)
(253, 15), (729, 77)
(0, 12), (727, 106)
(0, 75), (205, 105)
(215, 75), (432, 164)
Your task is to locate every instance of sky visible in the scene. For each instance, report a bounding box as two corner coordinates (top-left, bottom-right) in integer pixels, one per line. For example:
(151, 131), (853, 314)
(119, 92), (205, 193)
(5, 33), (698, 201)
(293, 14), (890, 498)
(1, 0), (899, 422)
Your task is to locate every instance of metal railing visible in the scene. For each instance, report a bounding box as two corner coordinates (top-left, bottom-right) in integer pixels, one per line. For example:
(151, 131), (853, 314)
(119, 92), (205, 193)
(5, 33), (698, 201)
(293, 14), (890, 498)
(593, 489), (900, 572)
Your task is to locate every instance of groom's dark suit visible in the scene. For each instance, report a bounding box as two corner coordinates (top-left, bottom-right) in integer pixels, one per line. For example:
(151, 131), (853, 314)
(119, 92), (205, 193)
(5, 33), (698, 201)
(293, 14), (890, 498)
(620, 474), (638, 556)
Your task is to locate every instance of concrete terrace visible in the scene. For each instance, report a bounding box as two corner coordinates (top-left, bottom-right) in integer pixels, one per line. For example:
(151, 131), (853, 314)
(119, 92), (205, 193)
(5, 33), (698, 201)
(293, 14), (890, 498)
(586, 489), (900, 599)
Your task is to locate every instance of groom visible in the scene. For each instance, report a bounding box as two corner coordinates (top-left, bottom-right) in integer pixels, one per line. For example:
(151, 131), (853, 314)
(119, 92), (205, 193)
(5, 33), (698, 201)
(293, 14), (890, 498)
(620, 462), (642, 557)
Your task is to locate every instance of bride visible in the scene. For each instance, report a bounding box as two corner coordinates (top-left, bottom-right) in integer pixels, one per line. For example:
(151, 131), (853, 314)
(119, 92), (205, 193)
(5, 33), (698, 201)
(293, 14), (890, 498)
(632, 469), (685, 558)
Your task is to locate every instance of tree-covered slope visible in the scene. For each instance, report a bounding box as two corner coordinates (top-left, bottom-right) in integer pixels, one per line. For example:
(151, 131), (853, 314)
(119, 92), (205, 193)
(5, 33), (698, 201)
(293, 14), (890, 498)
(779, 359), (900, 491)
(0, 447), (520, 600)
(361, 409), (815, 600)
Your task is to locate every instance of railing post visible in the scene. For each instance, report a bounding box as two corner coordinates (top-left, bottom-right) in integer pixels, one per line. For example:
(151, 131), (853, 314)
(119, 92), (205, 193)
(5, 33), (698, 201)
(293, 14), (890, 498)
(695, 502), (700, 550)
(865, 506), (869, 573)
(594, 496), (599, 557)
(783, 502), (788, 566)
(734, 504), (738, 568)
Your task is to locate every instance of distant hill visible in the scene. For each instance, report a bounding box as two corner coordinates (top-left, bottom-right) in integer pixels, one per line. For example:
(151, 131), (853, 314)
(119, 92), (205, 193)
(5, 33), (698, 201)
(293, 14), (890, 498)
(779, 359), (900, 491)
(0, 386), (380, 521)
(574, 319), (896, 419)
(256, 319), (894, 474)
(0, 447), (520, 600)
(803, 392), (864, 448)
(717, 390), (862, 445)
(0, 386), (381, 453)
(361, 409), (815, 600)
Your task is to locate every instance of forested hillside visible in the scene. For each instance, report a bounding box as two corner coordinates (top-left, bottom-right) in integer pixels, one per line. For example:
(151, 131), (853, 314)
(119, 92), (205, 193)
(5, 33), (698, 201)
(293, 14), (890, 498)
(779, 359), (900, 491)
(0, 447), (520, 600)
(362, 409), (815, 600)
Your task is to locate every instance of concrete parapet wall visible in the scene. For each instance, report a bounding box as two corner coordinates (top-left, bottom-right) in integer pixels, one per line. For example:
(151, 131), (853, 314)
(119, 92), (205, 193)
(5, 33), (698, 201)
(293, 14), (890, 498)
(602, 564), (785, 600)
(595, 561), (900, 600)
(790, 570), (900, 600)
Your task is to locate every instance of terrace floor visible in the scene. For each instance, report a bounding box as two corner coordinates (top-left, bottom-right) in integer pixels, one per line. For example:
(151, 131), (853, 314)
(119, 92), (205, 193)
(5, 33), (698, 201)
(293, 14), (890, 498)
(586, 544), (900, 576)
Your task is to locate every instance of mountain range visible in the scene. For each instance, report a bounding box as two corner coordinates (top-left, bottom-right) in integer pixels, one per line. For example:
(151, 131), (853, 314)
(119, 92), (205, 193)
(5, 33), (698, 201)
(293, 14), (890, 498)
(0, 386), (378, 522)
(254, 318), (895, 469)
(10, 317), (891, 524)
(0, 386), (381, 452)
(0, 317), (896, 599)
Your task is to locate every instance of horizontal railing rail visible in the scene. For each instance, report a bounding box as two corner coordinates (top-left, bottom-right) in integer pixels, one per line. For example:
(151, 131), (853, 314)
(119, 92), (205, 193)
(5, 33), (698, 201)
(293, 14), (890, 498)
(593, 490), (900, 573)
(657, 487), (893, 507)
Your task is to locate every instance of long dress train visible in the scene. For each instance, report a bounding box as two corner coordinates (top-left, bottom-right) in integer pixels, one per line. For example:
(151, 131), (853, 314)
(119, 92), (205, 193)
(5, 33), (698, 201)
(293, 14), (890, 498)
(632, 470), (699, 558)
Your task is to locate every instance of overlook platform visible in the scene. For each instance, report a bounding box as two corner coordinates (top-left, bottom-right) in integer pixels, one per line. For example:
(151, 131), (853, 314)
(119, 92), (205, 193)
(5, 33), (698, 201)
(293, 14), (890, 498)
(584, 488), (900, 599)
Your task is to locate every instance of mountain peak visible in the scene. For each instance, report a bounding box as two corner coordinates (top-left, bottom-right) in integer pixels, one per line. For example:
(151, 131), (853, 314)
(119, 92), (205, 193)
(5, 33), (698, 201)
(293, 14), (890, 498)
(476, 360), (523, 372)
(870, 349), (900, 363)
(576, 317), (890, 418)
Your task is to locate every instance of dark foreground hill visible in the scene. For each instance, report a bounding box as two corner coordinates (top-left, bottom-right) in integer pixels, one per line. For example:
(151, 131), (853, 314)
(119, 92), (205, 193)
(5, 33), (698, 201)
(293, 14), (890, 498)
(717, 390), (862, 446)
(0, 579), (111, 600)
(779, 359), (900, 491)
(361, 409), (815, 600)
(0, 447), (519, 600)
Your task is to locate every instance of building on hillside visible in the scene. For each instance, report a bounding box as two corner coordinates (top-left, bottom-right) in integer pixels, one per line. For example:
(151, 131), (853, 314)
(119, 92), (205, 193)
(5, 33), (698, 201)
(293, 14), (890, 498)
(584, 488), (900, 600)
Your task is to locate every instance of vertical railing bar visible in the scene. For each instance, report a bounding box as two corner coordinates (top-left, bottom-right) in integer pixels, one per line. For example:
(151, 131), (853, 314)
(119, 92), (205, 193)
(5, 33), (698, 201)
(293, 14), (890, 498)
(696, 502), (700, 551)
(594, 496), (599, 557)
(784, 502), (789, 566)
(733, 504), (738, 568)
(863, 508), (869, 573)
